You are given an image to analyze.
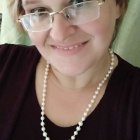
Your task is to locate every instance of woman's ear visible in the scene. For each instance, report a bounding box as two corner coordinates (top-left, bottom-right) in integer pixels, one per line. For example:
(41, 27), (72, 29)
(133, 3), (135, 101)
(115, 4), (122, 19)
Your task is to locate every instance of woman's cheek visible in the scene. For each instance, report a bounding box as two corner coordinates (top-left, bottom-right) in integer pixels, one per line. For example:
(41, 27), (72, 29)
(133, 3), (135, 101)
(80, 21), (113, 45)
(28, 32), (48, 46)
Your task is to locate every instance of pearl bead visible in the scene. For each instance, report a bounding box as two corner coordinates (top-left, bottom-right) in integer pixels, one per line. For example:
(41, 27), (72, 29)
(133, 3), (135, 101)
(81, 117), (85, 121)
(43, 89), (46, 93)
(86, 108), (90, 112)
(74, 131), (78, 135)
(99, 83), (103, 87)
(83, 112), (87, 117)
(41, 122), (45, 126)
(41, 116), (45, 121)
(88, 104), (92, 108)
(71, 136), (75, 140)
(42, 93), (46, 97)
(41, 106), (45, 111)
(46, 137), (50, 140)
(42, 127), (46, 131)
(78, 121), (83, 126)
(43, 132), (47, 137)
(90, 99), (94, 103)
(42, 97), (45, 100)
(93, 95), (96, 99)
(41, 112), (44, 115)
(76, 126), (81, 131)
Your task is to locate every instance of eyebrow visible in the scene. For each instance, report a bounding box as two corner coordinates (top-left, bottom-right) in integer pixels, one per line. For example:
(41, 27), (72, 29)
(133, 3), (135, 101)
(22, 0), (79, 6)
(22, 0), (40, 6)
(22, 0), (79, 9)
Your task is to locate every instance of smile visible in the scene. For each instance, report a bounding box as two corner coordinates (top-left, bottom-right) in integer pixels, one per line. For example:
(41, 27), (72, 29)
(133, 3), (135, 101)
(51, 41), (88, 51)
(56, 44), (81, 50)
(49, 41), (89, 56)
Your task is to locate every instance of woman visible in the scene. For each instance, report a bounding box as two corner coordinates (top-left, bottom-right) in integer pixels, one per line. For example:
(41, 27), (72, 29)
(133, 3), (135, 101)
(0, 0), (140, 140)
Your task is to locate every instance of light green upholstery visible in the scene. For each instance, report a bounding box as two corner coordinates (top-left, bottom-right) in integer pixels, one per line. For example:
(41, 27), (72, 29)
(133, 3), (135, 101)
(0, 0), (31, 45)
(113, 0), (140, 67)
(0, 0), (140, 67)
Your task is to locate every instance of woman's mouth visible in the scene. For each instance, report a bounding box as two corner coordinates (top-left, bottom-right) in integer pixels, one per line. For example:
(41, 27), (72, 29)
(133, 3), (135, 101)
(56, 44), (79, 50)
(50, 41), (89, 56)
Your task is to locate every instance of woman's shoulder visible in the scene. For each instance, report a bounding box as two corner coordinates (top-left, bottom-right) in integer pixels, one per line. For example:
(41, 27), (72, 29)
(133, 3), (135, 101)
(0, 43), (40, 65)
(113, 54), (140, 95)
(0, 44), (40, 80)
(0, 43), (40, 98)
(110, 54), (140, 97)
(117, 55), (140, 77)
(117, 56), (140, 115)
(0, 43), (39, 57)
(0, 44), (41, 133)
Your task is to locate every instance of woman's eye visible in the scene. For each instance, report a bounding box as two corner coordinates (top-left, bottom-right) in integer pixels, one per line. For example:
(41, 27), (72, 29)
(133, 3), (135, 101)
(71, 0), (89, 4)
(30, 7), (47, 13)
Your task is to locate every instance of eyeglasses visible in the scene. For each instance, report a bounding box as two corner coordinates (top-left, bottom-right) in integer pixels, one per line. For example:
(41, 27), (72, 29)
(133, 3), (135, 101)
(18, 0), (105, 32)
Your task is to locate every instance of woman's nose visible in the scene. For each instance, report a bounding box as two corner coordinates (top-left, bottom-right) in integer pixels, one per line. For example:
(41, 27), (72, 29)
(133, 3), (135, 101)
(49, 14), (76, 42)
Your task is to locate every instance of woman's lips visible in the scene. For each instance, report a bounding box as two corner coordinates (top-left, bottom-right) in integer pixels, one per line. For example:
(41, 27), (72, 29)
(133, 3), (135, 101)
(51, 41), (88, 51)
(49, 41), (89, 56)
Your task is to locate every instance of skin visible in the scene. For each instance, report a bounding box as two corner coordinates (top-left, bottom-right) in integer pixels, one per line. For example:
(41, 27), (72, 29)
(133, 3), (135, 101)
(22, 0), (121, 78)
(22, 0), (121, 127)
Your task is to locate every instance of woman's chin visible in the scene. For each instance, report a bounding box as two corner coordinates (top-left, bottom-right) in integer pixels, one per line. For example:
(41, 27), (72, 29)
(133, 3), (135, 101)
(51, 63), (87, 77)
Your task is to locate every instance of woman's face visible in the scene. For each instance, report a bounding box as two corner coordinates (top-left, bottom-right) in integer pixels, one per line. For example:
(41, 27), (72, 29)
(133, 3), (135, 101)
(22, 0), (121, 76)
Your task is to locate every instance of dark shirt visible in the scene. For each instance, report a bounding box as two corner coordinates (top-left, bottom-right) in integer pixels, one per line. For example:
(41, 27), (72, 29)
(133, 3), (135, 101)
(0, 44), (140, 140)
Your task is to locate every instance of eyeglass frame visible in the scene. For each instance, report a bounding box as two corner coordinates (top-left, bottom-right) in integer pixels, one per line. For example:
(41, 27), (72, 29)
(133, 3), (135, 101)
(18, 0), (105, 32)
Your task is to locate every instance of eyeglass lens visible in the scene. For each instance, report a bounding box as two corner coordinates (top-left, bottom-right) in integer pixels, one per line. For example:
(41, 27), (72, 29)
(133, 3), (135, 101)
(20, 1), (101, 32)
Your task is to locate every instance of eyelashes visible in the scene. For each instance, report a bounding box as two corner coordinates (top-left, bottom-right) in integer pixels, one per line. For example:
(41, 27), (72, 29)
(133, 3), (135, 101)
(70, 0), (87, 4)
(30, 7), (47, 13)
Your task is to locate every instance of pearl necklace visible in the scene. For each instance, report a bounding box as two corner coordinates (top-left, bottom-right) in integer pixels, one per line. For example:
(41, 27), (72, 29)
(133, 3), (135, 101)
(40, 50), (115, 140)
